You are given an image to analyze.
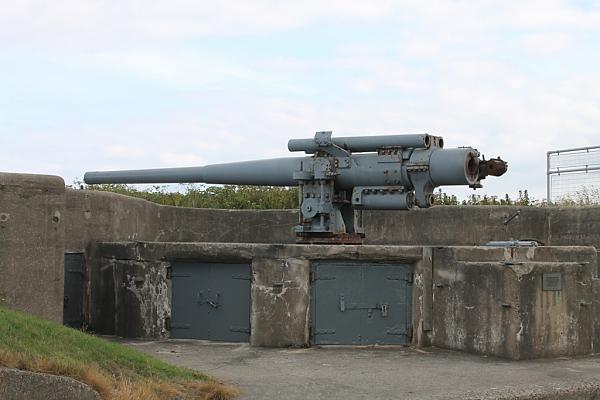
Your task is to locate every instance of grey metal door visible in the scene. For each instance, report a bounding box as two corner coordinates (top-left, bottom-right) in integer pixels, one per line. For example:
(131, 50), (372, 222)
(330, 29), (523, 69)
(311, 262), (412, 345)
(63, 253), (85, 329)
(170, 262), (251, 342)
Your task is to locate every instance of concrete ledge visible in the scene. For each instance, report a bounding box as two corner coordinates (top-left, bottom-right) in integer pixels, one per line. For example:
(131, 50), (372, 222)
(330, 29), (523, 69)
(95, 241), (424, 262)
(0, 368), (100, 400)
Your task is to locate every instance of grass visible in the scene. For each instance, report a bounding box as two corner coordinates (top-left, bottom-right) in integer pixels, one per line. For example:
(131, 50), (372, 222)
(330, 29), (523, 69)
(0, 305), (238, 400)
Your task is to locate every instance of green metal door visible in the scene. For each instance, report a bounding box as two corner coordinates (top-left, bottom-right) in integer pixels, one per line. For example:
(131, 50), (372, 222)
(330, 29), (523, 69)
(63, 253), (85, 329)
(170, 262), (251, 342)
(311, 261), (412, 345)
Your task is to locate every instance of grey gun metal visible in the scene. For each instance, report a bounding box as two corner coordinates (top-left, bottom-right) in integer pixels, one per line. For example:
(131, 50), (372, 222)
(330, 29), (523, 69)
(84, 131), (507, 243)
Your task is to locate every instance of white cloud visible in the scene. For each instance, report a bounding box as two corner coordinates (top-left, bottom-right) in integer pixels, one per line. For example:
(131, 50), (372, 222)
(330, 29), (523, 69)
(3, 1), (600, 51)
(521, 32), (573, 54)
(3, 0), (600, 202)
(0, 0), (396, 50)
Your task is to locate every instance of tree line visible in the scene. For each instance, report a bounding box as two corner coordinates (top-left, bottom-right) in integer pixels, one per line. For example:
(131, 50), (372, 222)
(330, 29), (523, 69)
(77, 183), (599, 209)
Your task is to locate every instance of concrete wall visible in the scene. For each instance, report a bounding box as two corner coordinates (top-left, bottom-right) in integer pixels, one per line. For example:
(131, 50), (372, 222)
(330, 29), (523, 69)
(432, 246), (599, 359)
(548, 207), (600, 247)
(89, 241), (600, 359)
(64, 189), (297, 252)
(65, 189), (600, 249)
(65, 189), (160, 252)
(365, 207), (548, 246)
(0, 173), (65, 322)
(89, 242), (425, 347)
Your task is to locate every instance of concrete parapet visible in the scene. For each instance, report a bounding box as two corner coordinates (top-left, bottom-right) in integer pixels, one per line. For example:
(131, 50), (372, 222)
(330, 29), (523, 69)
(0, 173), (65, 322)
(65, 189), (161, 252)
(364, 206), (548, 246)
(65, 189), (600, 250)
(65, 189), (298, 251)
(547, 206), (600, 247)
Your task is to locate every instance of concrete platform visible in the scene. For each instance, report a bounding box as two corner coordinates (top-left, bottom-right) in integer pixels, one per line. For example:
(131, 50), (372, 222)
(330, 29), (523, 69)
(120, 339), (600, 400)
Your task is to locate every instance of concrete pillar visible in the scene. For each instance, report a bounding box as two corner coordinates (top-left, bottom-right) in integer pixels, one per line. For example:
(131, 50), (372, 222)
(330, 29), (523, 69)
(0, 173), (66, 322)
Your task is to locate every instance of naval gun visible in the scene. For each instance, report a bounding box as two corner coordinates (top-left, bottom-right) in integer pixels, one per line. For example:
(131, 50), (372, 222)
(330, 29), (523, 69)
(84, 131), (507, 243)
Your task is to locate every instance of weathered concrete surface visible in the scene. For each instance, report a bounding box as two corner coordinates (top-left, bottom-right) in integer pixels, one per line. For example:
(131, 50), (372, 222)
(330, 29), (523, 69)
(123, 339), (600, 400)
(0, 173), (65, 322)
(364, 206), (548, 246)
(88, 256), (170, 338)
(432, 246), (598, 359)
(593, 280), (600, 353)
(66, 189), (600, 249)
(548, 206), (600, 248)
(250, 258), (310, 347)
(0, 368), (100, 400)
(65, 189), (297, 252)
(91, 242), (600, 358)
(65, 189), (159, 252)
(90, 242), (423, 346)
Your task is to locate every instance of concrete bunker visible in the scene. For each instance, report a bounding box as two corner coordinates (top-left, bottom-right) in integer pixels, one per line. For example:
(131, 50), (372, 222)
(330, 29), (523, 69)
(87, 241), (599, 359)
(1, 172), (600, 360)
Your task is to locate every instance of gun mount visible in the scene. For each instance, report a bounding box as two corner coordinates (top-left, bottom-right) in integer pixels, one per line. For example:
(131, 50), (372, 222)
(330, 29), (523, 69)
(84, 131), (507, 244)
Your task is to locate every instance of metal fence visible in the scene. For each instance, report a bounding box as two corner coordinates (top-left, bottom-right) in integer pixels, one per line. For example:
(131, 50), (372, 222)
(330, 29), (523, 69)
(547, 146), (600, 203)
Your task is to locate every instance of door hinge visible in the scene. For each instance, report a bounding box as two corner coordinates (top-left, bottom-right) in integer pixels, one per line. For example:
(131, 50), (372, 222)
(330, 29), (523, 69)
(166, 266), (172, 280)
(406, 272), (414, 285)
(164, 317), (171, 331)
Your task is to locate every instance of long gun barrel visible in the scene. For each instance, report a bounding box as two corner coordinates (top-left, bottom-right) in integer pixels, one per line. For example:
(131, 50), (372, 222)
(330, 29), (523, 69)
(85, 158), (301, 186)
(84, 131), (507, 243)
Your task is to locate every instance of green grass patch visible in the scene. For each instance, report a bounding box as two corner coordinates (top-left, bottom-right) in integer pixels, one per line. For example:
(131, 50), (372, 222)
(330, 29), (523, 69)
(0, 305), (237, 399)
(0, 305), (201, 380)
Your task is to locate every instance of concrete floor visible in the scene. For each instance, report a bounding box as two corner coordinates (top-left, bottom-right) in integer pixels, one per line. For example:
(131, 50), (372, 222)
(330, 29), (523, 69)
(121, 339), (600, 400)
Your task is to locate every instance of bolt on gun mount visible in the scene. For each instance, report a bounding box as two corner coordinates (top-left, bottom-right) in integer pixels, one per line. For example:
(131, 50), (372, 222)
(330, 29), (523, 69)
(84, 131), (507, 244)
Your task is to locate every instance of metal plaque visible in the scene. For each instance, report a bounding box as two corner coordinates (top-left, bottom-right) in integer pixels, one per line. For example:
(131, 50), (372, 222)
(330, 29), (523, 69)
(543, 273), (562, 291)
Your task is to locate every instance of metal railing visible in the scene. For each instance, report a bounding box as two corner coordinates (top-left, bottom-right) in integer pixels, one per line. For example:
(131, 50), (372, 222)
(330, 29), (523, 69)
(547, 145), (600, 203)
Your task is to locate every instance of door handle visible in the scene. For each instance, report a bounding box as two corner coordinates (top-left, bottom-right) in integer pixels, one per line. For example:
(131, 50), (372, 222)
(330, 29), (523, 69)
(207, 293), (221, 309)
(378, 303), (389, 318)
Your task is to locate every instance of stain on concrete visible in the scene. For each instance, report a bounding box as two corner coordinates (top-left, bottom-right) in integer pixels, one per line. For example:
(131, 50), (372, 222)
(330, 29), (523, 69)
(432, 246), (598, 359)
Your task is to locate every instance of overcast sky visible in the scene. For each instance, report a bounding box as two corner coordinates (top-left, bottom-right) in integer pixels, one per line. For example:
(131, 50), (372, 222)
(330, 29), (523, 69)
(1, 1), (599, 200)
